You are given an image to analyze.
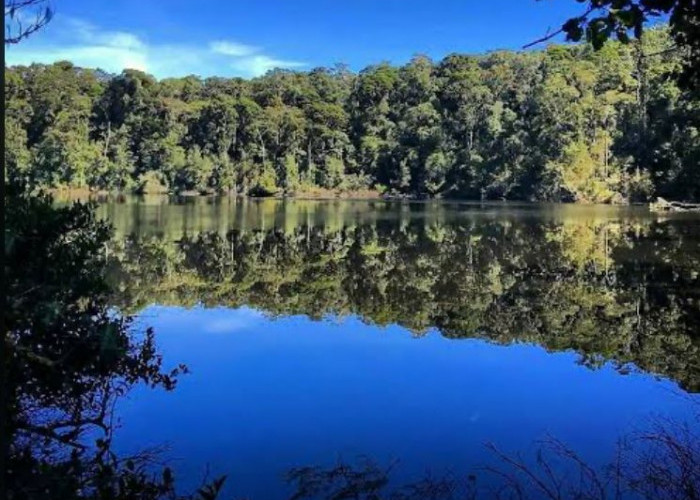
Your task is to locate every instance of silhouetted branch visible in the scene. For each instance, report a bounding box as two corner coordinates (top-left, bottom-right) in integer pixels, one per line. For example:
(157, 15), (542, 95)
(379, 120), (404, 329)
(4, 0), (53, 44)
(484, 442), (561, 499)
(523, 7), (594, 49)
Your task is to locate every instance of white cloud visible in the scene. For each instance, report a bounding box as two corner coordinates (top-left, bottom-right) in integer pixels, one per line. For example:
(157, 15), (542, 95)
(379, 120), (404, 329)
(64, 17), (97, 36)
(63, 17), (144, 51)
(101, 32), (144, 51)
(5, 17), (305, 78)
(210, 40), (259, 57)
(6, 46), (148, 73)
(230, 55), (306, 77)
(6, 17), (148, 74)
(203, 308), (265, 334)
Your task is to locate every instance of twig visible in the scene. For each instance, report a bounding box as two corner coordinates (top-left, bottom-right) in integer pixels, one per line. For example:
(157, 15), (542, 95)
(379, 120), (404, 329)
(523, 6), (595, 49)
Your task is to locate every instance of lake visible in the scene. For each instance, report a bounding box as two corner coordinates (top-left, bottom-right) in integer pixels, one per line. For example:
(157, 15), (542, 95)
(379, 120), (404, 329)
(93, 196), (699, 498)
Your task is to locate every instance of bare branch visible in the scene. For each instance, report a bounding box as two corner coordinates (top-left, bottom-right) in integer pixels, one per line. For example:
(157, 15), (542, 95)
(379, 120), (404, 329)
(4, 0), (53, 45)
(484, 442), (561, 500)
(523, 6), (595, 49)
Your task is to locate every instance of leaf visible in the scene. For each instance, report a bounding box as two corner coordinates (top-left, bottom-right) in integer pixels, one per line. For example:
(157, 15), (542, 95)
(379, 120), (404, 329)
(616, 28), (630, 44)
(563, 18), (584, 42)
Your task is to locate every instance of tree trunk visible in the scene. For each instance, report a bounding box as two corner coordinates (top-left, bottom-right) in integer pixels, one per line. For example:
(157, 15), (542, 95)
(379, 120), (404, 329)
(604, 131), (609, 179)
(635, 40), (649, 159)
(102, 121), (112, 157)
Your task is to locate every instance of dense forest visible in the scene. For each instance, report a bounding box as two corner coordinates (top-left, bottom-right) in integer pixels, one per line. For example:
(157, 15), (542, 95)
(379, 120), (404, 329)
(103, 204), (700, 391)
(5, 27), (699, 202)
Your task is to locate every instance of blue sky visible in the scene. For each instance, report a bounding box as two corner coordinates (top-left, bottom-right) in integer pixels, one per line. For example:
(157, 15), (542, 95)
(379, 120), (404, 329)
(6, 0), (585, 79)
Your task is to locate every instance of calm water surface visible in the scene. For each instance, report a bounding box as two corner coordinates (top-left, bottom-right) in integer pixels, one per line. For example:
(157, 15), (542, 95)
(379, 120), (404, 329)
(91, 196), (699, 498)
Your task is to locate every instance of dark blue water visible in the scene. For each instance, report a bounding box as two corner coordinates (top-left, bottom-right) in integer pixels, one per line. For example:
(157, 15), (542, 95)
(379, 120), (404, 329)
(112, 306), (693, 498)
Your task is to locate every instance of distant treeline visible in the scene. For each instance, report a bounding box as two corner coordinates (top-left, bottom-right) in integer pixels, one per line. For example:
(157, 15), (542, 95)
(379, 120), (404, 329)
(5, 27), (699, 201)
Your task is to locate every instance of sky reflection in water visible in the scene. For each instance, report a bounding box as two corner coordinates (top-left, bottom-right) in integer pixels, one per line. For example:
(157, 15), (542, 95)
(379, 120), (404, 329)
(115, 305), (694, 499)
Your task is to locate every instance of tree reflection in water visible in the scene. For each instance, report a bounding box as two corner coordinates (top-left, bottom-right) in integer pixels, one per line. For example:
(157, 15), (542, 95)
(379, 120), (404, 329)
(107, 211), (700, 392)
(4, 190), (223, 499)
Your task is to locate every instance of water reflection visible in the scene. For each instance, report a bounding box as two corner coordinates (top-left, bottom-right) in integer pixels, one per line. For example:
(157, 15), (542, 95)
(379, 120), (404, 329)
(103, 197), (700, 391)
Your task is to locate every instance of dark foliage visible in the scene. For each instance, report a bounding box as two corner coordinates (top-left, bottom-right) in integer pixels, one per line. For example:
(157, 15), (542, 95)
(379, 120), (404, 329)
(4, 187), (225, 499)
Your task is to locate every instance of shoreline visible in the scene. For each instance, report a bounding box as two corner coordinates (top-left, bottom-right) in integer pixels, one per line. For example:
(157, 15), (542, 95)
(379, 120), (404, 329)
(47, 187), (694, 208)
(49, 187), (387, 202)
